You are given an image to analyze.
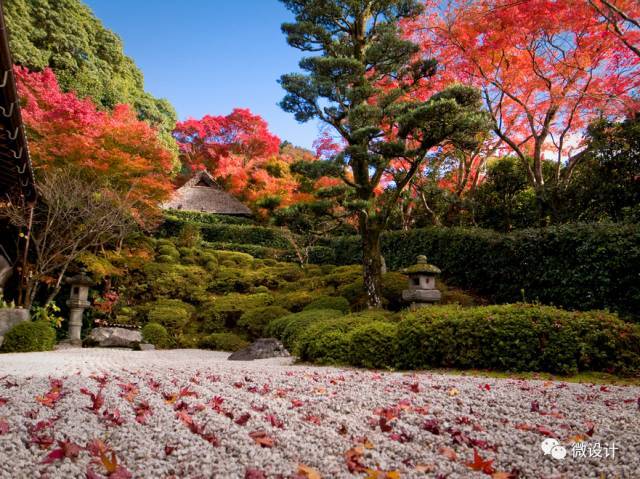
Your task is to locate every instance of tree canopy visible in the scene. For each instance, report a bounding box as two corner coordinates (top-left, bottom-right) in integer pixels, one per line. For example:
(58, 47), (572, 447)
(4, 0), (178, 156)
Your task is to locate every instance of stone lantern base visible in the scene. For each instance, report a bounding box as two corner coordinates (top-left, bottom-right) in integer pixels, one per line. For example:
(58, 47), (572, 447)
(402, 288), (441, 309)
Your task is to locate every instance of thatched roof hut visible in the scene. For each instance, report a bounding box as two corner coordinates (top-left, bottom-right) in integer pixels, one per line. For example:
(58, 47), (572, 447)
(163, 170), (252, 216)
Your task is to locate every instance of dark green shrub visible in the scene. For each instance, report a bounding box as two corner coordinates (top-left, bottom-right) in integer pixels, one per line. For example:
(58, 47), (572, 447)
(297, 311), (393, 362)
(141, 322), (170, 349)
(396, 304), (640, 374)
(199, 333), (249, 352)
(325, 223), (640, 319)
(2, 321), (56, 353)
(142, 262), (209, 301)
(303, 296), (350, 314)
(348, 321), (398, 369)
(238, 306), (290, 339)
(339, 272), (408, 311)
(197, 293), (274, 331)
(274, 291), (316, 312)
(147, 299), (195, 332)
(265, 309), (345, 350)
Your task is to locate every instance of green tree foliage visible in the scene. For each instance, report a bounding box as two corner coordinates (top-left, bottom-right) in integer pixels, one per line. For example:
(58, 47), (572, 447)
(5, 0), (178, 157)
(278, 0), (488, 307)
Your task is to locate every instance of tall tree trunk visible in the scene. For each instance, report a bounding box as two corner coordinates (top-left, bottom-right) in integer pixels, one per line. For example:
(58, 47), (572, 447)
(360, 216), (383, 309)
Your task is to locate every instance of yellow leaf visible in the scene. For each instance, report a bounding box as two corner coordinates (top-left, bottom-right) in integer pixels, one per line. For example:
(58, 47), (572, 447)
(386, 471), (401, 479)
(447, 388), (459, 397)
(298, 464), (321, 479)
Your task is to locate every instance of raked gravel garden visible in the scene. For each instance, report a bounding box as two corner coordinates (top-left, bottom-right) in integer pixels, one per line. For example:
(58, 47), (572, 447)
(0, 348), (638, 479)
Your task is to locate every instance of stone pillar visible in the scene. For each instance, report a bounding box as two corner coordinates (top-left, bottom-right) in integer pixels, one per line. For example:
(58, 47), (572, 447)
(65, 271), (93, 346)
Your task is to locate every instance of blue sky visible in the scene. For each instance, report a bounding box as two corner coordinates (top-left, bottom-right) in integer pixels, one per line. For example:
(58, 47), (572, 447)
(84, 0), (321, 149)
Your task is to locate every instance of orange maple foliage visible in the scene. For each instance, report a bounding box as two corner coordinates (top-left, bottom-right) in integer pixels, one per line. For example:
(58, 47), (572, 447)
(15, 67), (175, 225)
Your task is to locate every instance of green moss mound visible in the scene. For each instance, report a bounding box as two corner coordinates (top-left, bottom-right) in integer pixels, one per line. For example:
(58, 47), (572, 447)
(238, 306), (290, 339)
(2, 321), (56, 353)
(265, 309), (345, 351)
(141, 322), (170, 349)
(303, 296), (350, 314)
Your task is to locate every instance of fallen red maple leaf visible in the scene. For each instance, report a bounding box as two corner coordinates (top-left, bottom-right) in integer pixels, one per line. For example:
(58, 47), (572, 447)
(467, 449), (495, 475)
(80, 387), (104, 413)
(264, 414), (284, 429)
(0, 420), (9, 435)
(41, 440), (82, 464)
(36, 379), (64, 408)
(0, 397), (8, 406)
(118, 383), (139, 403)
(164, 444), (176, 456)
(249, 430), (275, 448)
(102, 408), (125, 427)
(345, 445), (367, 473)
(244, 469), (267, 479)
(304, 414), (321, 425)
(134, 400), (153, 424)
(235, 413), (251, 426)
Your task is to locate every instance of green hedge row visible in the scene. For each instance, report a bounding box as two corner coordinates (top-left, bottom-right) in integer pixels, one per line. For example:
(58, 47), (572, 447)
(266, 304), (640, 374)
(326, 223), (640, 319)
(397, 304), (640, 374)
(165, 210), (254, 225)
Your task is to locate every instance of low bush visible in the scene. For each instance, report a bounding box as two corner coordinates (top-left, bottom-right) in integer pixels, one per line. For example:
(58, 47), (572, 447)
(348, 321), (398, 369)
(396, 304), (640, 374)
(146, 299), (195, 333)
(338, 272), (408, 311)
(265, 309), (345, 351)
(2, 321), (56, 353)
(238, 306), (290, 339)
(303, 296), (350, 314)
(142, 262), (209, 301)
(197, 293), (274, 331)
(296, 311), (393, 363)
(273, 291), (316, 312)
(141, 322), (170, 348)
(199, 332), (249, 352)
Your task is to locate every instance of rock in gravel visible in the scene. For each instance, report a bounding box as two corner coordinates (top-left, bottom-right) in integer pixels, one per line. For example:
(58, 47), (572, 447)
(83, 326), (142, 348)
(228, 338), (290, 361)
(139, 343), (156, 351)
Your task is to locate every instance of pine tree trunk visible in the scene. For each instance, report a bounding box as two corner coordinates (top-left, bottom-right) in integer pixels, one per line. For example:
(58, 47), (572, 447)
(361, 218), (383, 309)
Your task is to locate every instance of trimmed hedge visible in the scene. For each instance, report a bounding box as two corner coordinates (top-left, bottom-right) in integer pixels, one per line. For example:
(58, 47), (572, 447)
(141, 323), (170, 349)
(198, 332), (249, 352)
(238, 306), (290, 339)
(348, 322), (398, 369)
(264, 309), (345, 350)
(326, 223), (640, 319)
(303, 296), (350, 314)
(396, 304), (640, 374)
(2, 321), (56, 353)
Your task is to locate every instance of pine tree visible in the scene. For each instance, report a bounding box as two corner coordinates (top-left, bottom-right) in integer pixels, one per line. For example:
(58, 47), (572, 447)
(279, 0), (488, 307)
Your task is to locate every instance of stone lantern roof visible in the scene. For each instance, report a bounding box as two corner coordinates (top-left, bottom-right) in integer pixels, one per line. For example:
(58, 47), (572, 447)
(401, 255), (441, 275)
(65, 271), (93, 287)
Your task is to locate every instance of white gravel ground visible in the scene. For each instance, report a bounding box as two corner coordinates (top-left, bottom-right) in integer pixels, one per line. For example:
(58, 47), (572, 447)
(0, 348), (638, 478)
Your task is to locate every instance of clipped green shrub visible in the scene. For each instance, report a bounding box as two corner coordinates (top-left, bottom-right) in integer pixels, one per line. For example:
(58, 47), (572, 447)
(273, 291), (316, 312)
(2, 321), (56, 353)
(396, 304), (640, 374)
(141, 322), (170, 349)
(238, 306), (290, 339)
(199, 332), (249, 352)
(296, 311), (393, 363)
(348, 322), (398, 369)
(147, 299), (195, 332)
(303, 296), (350, 314)
(197, 293), (274, 331)
(265, 309), (345, 350)
(142, 262), (209, 301)
(339, 272), (408, 311)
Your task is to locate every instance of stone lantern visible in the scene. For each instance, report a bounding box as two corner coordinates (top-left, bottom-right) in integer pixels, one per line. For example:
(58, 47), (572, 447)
(401, 255), (442, 309)
(66, 270), (93, 345)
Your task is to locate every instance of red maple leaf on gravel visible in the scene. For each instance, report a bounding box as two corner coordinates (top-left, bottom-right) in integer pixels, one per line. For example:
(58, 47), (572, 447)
(80, 387), (105, 413)
(467, 449), (495, 475)
(41, 440), (82, 464)
(235, 413), (251, 426)
(249, 430), (275, 448)
(0, 397), (8, 406)
(0, 420), (9, 435)
(245, 469), (267, 479)
(134, 401), (153, 424)
(36, 379), (64, 408)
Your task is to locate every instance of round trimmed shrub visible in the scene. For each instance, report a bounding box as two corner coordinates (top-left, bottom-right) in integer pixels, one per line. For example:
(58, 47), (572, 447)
(2, 321), (56, 353)
(141, 323), (170, 349)
(238, 306), (290, 339)
(147, 299), (195, 332)
(303, 296), (350, 314)
(265, 309), (345, 350)
(348, 322), (398, 369)
(198, 333), (249, 352)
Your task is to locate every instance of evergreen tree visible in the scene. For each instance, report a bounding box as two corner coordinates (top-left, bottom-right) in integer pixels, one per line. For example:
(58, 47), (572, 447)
(278, 0), (488, 307)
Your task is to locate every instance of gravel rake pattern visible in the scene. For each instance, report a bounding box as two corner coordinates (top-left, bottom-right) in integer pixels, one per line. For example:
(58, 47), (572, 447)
(0, 349), (638, 478)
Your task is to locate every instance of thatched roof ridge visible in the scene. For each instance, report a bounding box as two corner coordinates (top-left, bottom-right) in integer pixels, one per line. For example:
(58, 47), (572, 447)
(162, 170), (252, 216)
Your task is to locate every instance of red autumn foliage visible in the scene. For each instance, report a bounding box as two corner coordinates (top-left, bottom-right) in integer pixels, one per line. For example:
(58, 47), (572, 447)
(15, 67), (175, 225)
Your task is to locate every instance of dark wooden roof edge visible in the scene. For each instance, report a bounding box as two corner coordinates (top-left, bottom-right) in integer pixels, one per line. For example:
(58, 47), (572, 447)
(0, 0), (36, 204)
